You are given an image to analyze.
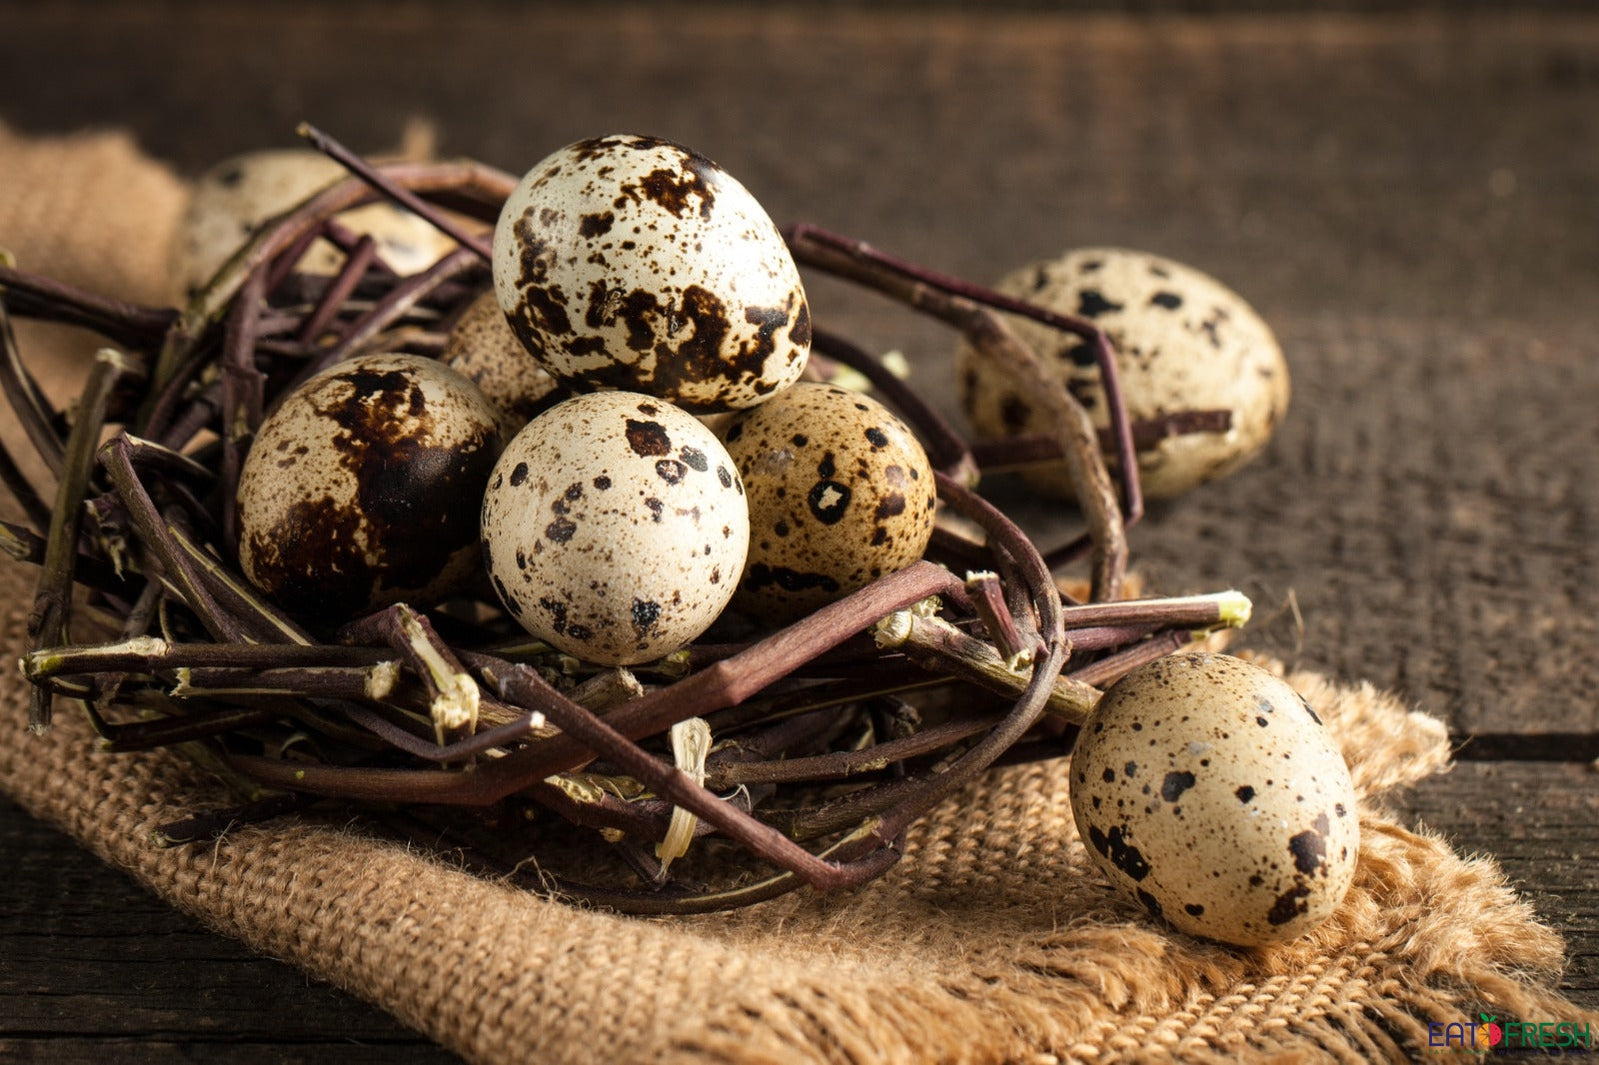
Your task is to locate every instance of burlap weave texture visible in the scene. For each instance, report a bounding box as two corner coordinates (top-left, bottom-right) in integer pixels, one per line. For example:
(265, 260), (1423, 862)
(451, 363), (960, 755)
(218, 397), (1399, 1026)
(1, 121), (1591, 1063)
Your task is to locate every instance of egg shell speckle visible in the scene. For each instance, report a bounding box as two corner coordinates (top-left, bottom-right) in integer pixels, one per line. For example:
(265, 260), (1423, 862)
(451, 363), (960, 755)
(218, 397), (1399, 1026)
(722, 383), (937, 623)
(491, 134), (811, 413)
(236, 353), (501, 621)
(481, 390), (750, 665)
(956, 248), (1289, 500)
(169, 148), (454, 299)
(1069, 652), (1358, 947)
(443, 289), (559, 436)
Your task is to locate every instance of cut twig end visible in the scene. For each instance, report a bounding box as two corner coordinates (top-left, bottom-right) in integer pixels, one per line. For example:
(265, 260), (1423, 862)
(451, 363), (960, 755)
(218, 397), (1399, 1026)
(364, 659), (402, 701)
(872, 610), (913, 649)
(656, 717), (713, 874)
(1211, 590), (1253, 629)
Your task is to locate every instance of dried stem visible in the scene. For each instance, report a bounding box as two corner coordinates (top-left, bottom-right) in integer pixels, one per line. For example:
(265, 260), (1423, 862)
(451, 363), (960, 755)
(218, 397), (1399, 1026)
(228, 560), (970, 803)
(148, 158), (515, 401)
(219, 268), (267, 555)
(1059, 590), (1251, 633)
(27, 348), (142, 730)
(339, 603), (493, 743)
(964, 570), (1034, 668)
(286, 245), (483, 389)
(0, 448), (55, 534)
(298, 235), (377, 345)
(102, 706), (280, 754)
(1068, 630), (1197, 690)
(785, 223), (1144, 530)
(297, 123), (494, 261)
(786, 225), (1128, 601)
(0, 286), (66, 479)
(0, 259), (177, 350)
(705, 713), (998, 789)
(970, 409), (1234, 473)
(22, 636), (391, 681)
(98, 434), (251, 643)
(3, 519), (128, 592)
(495, 663), (855, 890)
(875, 606), (1097, 723)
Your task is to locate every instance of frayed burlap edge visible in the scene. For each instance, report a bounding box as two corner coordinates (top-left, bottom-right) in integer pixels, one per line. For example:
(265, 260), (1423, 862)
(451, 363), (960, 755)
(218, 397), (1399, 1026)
(1, 119), (1592, 1064)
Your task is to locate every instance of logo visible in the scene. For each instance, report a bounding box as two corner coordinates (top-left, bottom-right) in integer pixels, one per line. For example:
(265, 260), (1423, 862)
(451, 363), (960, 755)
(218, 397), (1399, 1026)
(1428, 1012), (1593, 1054)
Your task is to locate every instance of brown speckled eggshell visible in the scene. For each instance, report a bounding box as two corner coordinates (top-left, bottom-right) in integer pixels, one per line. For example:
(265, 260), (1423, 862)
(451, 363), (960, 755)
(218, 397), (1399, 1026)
(236, 353), (502, 622)
(722, 383), (936, 624)
(442, 289), (559, 437)
(1069, 652), (1359, 947)
(480, 391), (749, 666)
(956, 248), (1289, 500)
(491, 134), (810, 413)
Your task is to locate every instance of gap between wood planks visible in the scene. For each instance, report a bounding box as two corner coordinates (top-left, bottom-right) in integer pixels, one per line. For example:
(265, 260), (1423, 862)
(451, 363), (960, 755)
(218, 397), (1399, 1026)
(1450, 733), (1599, 762)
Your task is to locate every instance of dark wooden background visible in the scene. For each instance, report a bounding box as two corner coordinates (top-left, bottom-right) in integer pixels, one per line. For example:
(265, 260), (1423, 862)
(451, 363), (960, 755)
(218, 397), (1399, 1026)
(1, 2), (1595, 1060)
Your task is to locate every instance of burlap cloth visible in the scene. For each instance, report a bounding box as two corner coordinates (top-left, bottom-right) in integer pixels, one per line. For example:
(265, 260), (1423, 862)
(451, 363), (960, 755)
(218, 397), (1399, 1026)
(1, 121), (1591, 1063)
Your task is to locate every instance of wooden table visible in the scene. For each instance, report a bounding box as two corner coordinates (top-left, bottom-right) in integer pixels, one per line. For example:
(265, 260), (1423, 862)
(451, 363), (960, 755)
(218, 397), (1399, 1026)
(2, 4), (1595, 1060)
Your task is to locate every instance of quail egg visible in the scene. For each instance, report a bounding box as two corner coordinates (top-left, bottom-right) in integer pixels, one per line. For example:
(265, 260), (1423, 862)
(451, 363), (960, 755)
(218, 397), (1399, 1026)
(481, 391), (750, 665)
(721, 383), (936, 623)
(957, 248), (1289, 500)
(491, 134), (810, 412)
(443, 289), (560, 436)
(1070, 652), (1358, 947)
(236, 353), (501, 621)
(169, 148), (455, 298)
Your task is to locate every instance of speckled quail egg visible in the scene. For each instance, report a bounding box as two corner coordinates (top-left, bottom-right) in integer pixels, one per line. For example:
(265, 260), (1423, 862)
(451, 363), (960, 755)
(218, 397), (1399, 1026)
(442, 289), (560, 436)
(481, 391), (750, 665)
(169, 148), (455, 298)
(236, 353), (501, 621)
(957, 248), (1289, 500)
(1070, 652), (1358, 947)
(491, 134), (810, 413)
(720, 383), (937, 623)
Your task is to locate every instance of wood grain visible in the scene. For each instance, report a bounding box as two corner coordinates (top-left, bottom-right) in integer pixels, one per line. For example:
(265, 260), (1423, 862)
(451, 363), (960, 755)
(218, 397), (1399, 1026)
(0, 3), (1594, 1059)
(0, 801), (458, 1063)
(1391, 762), (1599, 1010)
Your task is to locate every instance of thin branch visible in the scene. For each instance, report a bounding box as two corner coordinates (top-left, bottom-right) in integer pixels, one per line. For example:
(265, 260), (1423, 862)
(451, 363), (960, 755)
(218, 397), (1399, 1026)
(298, 124), (494, 260)
(27, 348), (142, 730)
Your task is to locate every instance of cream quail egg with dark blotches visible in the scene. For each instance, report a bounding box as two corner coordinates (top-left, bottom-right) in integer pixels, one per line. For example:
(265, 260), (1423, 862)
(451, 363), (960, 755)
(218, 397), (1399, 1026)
(236, 353), (502, 622)
(443, 289), (560, 436)
(722, 383), (937, 624)
(1069, 652), (1359, 948)
(957, 248), (1289, 500)
(481, 391), (749, 666)
(169, 148), (454, 299)
(491, 134), (811, 413)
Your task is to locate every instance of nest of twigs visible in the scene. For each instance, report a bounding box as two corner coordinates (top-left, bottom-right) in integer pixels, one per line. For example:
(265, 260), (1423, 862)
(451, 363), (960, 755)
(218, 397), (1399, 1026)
(2, 126), (1249, 913)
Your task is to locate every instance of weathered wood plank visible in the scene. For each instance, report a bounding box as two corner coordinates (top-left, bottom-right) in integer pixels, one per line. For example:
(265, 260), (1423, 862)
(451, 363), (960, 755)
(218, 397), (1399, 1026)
(0, 800), (460, 1062)
(1391, 761), (1599, 1008)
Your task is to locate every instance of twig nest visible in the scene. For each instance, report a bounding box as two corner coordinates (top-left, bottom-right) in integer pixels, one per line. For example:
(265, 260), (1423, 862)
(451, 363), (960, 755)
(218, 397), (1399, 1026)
(491, 134), (811, 413)
(481, 391), (749, 666)
(724, 383), (936, 623)
(957, 248), (1289, 500)
(168, 148), (455, 298)
(1069, 652), (1358, 947)
(236, 353), (502, 621)
(442, 289), (559, 436)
